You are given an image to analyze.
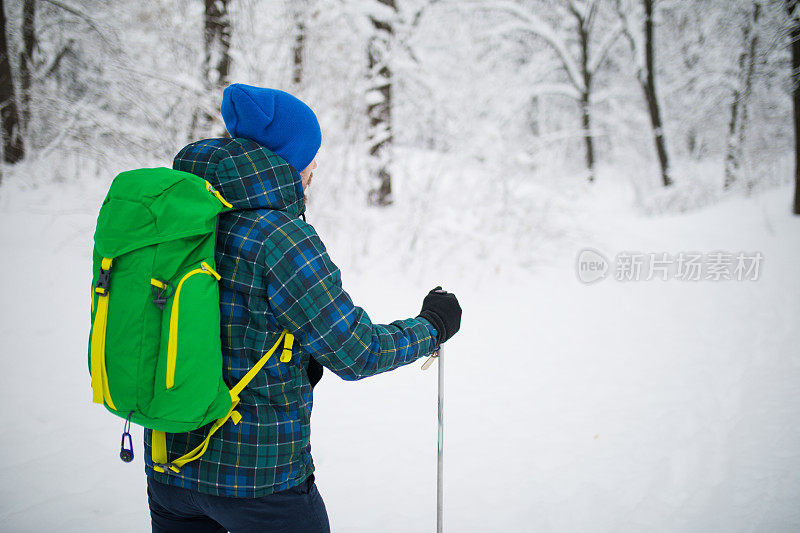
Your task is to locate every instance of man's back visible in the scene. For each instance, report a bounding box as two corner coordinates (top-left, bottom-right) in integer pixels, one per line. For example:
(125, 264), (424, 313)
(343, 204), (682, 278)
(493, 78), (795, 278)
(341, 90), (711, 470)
(144, 138), (438, 497)
(145, 86), (460, 532)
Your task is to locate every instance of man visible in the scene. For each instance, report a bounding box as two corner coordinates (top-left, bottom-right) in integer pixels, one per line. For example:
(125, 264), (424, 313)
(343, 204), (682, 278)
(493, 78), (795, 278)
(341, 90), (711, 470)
(144, 84), (462, 532)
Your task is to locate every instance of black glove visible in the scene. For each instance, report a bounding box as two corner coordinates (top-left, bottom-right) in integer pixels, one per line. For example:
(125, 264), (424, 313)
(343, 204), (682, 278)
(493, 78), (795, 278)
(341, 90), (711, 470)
(418, 286), (462, 345)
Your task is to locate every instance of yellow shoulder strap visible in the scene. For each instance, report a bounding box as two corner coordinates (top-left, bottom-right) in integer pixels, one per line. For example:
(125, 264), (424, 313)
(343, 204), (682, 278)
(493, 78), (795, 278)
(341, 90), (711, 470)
(152, 330), (294, 474)
(90, 257), (116, 410)
(231, 330), (291, 397)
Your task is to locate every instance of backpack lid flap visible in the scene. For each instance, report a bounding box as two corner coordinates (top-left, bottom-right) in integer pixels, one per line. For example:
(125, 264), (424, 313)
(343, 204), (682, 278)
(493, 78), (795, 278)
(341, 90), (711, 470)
(93, 168), (227, 257)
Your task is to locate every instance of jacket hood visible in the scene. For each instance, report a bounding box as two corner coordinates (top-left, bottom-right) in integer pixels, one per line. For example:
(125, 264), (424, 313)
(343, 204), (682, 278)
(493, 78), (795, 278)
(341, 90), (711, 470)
(173, 138), (305, 218)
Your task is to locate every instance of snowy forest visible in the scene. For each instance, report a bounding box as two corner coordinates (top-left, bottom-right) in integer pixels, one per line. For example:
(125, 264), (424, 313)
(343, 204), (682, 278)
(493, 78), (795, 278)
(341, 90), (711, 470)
(1, 0), (798, 216)
(1, 0), (800, 532)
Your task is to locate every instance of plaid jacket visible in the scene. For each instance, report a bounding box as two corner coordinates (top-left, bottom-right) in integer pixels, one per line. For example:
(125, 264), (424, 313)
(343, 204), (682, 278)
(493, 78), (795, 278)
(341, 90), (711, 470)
(144, 138), (437, 497)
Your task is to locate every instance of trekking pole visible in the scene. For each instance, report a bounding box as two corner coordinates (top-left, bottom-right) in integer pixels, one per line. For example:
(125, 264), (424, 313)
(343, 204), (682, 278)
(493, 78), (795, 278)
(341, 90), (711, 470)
(421, 345), (444, 533)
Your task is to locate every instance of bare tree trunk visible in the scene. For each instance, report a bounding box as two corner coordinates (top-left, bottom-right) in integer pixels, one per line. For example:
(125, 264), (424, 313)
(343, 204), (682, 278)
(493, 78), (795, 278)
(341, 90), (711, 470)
(204, 0), (231, 92)
(292, 2), (307, 87)
(574, 7), (595, 183)
(724, 91), (742, 187)
(643, 0), (671, 186)
(579, 92), (595, 182)
(724, 2), (761, 190)
(789, 0), (800, 215)
(20, 0), (36, 134)
(192, 0), (231, 138)
(0, 0), (24, 167)
(367, 0), (396, 206)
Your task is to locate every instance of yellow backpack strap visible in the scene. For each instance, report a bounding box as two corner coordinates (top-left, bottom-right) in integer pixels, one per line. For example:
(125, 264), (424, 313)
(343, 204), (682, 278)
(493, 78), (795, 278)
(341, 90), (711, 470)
(90, 257), (117, 410)
(156, 396), (242, 472)
(280, 332), (294, 363)
(152, 330), (294, 474)
(151, 430), (176, 473)
(230, 330), (289, 397)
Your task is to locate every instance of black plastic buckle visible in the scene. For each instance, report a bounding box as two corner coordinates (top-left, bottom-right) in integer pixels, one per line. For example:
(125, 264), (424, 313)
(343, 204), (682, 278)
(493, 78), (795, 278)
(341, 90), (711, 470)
(154, 462), (180, 473)
(96, 267), (111, 295)
(151, 281), (173, 310)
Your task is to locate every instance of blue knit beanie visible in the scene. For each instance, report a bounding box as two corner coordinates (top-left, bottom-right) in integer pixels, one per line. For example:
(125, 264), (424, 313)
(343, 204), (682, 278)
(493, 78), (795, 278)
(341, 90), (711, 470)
(220, 84), (321, 172)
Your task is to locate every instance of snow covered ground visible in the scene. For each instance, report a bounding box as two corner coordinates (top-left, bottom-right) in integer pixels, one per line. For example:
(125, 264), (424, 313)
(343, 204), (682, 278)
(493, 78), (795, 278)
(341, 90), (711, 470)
(0, 168), (798, 532)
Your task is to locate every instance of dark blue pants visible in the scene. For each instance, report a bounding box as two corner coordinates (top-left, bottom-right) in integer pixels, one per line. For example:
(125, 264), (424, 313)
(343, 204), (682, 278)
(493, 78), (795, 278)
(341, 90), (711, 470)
(147, 475), (330, 533)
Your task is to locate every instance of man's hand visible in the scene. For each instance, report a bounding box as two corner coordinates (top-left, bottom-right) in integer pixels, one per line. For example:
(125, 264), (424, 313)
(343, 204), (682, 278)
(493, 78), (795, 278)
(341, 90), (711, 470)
(418, 286), (462, 345)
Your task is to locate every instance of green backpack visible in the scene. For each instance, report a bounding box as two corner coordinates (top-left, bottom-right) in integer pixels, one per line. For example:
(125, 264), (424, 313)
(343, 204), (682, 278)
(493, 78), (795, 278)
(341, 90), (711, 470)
(89, 167), (294, 473)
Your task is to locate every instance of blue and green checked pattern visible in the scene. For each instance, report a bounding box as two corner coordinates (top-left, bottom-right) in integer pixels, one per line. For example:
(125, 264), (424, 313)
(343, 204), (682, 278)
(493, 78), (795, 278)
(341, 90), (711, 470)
(144, 138), (438, 497)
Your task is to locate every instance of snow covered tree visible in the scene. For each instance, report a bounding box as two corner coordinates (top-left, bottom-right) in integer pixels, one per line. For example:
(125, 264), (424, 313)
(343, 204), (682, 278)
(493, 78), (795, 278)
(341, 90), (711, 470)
(1, 0), (791, 212)
(476, 0), (622, 182)
(204, 0), (231, 88)
(789, 0), (800, 214)
(192, 0), (231, 138)
(0, 0), (24, 166)
(291, 0), (310, 87)
(724, 1), (762, 190)
(641, 0), (670, 186)
(20, 0), (36, 135)
(568, 0), (617, 182)
(366, 0), (397, 205)
(616, 0), (672, 186)
(654, 0), (788, 188)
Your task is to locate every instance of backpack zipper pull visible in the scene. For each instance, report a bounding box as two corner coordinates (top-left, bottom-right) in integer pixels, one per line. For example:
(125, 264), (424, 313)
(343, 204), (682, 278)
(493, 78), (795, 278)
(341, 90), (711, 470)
(119, 411), (134, 463)
(205, 180), (233, 208)
(421, 348), (440, 371)
(200, 261), (222, 280)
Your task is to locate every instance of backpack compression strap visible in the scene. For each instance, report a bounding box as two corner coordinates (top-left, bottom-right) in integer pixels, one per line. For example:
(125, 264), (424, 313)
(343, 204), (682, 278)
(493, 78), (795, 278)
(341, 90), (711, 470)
(152, 329), (294, 474)
(90, 257), (117, 411)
